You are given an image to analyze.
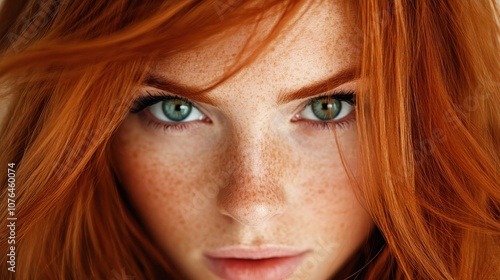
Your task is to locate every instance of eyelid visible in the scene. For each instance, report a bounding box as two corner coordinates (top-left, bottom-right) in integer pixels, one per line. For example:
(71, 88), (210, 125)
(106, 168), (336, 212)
(291, 90), (356, 124)
(131, 90), (211, 132)
(309, 91), (356, 105)
(293, 90), (356, 114)
(130, 90), (197, 113)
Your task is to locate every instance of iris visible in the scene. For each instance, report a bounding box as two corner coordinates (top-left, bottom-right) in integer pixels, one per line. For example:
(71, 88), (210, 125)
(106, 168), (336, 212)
(311, 97), (341, 120)
(161, 99), (192, 121)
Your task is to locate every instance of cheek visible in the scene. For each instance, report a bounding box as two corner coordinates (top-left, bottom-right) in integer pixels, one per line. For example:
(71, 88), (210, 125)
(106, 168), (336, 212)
(289, 124), (362, 210)
(288, 128), (369, 236)
(110, 117), (223, 249)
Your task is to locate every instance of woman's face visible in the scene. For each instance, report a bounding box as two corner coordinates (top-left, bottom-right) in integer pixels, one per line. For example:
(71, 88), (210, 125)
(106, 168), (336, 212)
(112, 1), (373, 279)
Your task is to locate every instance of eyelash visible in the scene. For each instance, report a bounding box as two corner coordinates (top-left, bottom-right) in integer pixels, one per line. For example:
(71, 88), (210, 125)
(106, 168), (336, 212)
(306, 118), (356, 130)
(129, 90), (357, 131)
(130, 90), (188, 113)
(141, 117), (195, 132)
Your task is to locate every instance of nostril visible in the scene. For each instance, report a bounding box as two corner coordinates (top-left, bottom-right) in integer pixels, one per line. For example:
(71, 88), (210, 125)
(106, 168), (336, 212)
(221, 203), (280, 226)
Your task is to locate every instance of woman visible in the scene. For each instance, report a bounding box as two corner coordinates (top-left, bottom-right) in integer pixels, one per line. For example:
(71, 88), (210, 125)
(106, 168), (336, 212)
(0, 0), (499, 279)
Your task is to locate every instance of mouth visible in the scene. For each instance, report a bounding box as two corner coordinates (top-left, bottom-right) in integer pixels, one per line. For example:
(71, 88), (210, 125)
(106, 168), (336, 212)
(204, 246), (308, 280)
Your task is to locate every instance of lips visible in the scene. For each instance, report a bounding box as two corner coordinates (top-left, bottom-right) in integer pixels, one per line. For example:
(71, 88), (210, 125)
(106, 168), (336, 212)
(204, 247), (307, 280)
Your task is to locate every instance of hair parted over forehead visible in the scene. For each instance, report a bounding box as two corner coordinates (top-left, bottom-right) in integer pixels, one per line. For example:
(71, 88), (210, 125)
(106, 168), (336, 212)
(0, 0), (499, 279)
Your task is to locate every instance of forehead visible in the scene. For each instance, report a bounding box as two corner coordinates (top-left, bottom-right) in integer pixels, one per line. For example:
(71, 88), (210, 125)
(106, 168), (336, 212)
(150, 1), (361, 93)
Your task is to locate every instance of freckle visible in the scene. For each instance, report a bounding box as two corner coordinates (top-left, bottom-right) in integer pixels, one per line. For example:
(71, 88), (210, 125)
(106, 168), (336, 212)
(129, 150), (138, 160)
(338, 222), (346, 230)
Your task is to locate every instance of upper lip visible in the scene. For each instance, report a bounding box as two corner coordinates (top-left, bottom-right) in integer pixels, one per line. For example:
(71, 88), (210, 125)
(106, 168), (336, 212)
(204, 245), (307, 259)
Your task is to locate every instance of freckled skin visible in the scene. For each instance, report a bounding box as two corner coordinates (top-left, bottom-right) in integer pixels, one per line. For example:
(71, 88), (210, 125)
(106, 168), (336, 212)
(112, 1), (373, 279)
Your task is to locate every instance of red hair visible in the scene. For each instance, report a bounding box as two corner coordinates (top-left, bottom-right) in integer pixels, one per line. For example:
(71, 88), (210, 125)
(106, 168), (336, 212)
(0, 0), (499, 279)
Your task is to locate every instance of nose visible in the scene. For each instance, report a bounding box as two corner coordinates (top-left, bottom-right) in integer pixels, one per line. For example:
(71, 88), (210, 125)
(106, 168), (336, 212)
(217, 177), (286, 226)
(216, 132), (286, 226)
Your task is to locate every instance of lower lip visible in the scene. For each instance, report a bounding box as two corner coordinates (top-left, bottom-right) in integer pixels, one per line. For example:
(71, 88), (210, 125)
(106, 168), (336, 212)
(205, 253), (306, 280)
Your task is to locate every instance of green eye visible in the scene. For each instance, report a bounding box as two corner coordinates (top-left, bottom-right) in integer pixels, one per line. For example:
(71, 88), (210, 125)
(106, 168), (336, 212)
(146, 97), (204, 124)
(311, 97), (341, 120)
(298, 94), (355, 123)
(162, 99), (192, 121)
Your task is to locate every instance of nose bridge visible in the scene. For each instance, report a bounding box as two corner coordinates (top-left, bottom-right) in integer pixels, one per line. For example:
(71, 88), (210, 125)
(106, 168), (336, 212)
(216, 124), (286, 226)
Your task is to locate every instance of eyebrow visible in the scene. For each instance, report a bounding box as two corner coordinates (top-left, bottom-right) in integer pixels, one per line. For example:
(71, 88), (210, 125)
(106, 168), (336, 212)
(276, 67), (359, 104)
(142, 67), (359, 105)
(142, 75), (214, 104)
